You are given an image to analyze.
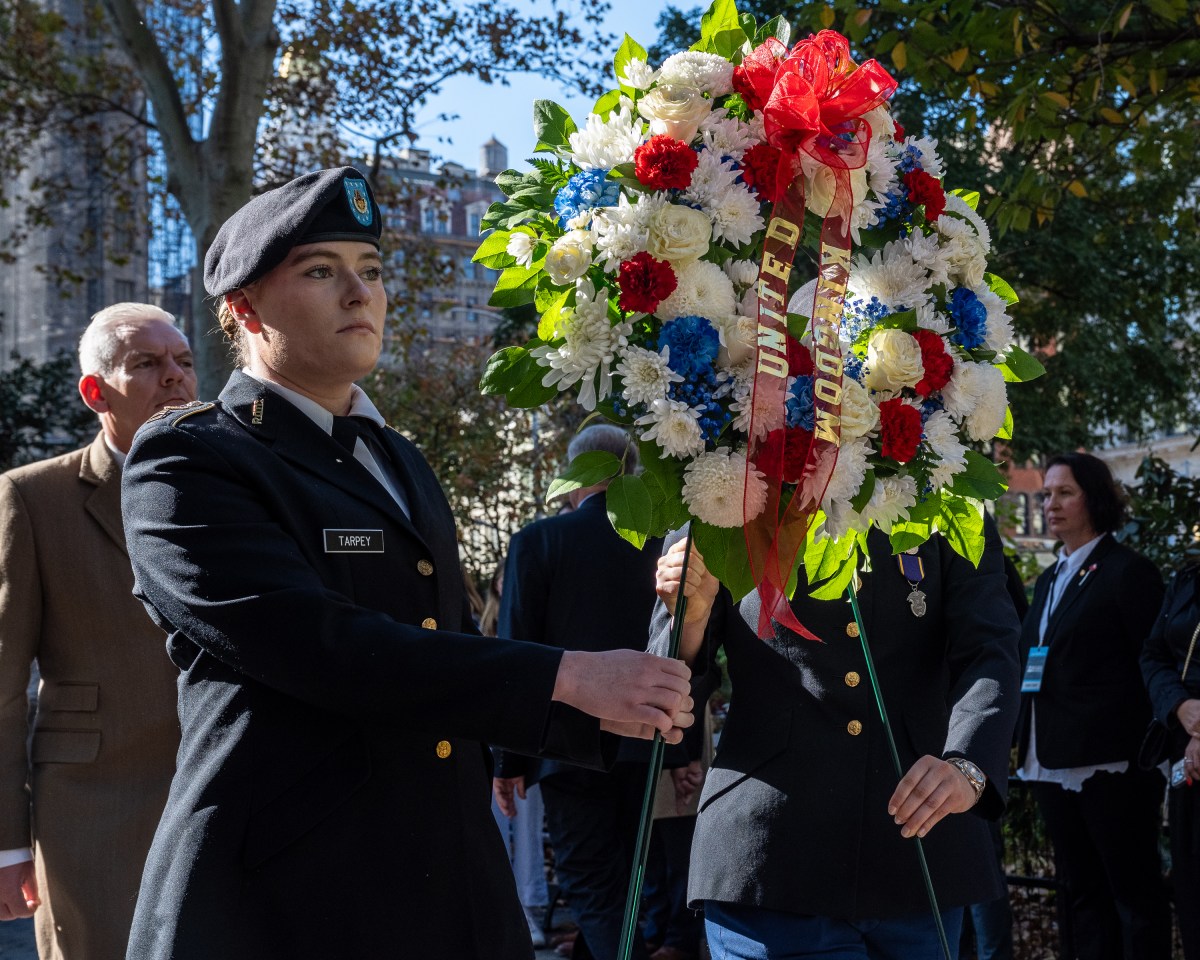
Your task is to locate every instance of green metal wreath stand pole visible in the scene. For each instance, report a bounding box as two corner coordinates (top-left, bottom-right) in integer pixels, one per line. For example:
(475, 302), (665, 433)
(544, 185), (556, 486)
(847, 576), (952, 960)
(617, 529), (694, 960)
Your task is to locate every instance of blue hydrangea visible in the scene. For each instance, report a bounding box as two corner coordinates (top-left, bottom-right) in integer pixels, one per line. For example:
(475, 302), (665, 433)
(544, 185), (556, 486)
(658, 316), (719, 379)
(898, 144), (924, 175)
(667, 368), (729, 443)
(920, 397), (944, 424)
(843, 354), (866, 384)
(786, 375), (816, 431)
(949, 287), (988, 349)
(553, 169), (620, 226)
(841, 295), (891, 340)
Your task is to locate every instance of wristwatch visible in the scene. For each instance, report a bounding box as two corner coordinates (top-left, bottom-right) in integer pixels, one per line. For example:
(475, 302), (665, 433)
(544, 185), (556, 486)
(947, 757), (986, 806)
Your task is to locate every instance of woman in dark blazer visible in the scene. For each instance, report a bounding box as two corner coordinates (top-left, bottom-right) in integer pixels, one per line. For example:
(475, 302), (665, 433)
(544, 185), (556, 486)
(1015, 452), (1170, 960)
(1142, 560), (1200, 958)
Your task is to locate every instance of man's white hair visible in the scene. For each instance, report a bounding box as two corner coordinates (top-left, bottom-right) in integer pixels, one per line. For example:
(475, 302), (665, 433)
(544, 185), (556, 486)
(567, 424), (639, 473)
(78, 302), (177, 377)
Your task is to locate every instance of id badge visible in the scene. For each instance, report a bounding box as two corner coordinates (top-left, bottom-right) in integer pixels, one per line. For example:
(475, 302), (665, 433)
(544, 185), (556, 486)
(1021, 646), (1048, 693)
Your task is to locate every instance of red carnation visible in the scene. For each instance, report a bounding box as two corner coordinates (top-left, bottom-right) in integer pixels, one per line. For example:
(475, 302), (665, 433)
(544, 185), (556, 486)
(879, 398), (923, 464)
(903, 169), (945, 221)
(892, 120), (906, 142)
(911, 328), (953, 397)
(756, 427), (815, 484)
(739, 142), (786, 203)
(787, 335), (815, 377)
(634, 135), (699, 191)
(618, 252), (677, 314)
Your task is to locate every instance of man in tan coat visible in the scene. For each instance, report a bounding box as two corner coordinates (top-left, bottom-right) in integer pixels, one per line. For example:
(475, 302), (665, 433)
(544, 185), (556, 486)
(0, 303), (195, 958)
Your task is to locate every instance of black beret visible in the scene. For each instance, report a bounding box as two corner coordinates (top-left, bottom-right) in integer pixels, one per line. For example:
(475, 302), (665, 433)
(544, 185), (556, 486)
(204, 166), (383, 296)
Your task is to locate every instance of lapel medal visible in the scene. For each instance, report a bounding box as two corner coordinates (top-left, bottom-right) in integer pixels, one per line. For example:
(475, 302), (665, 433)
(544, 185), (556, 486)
(898, 550), (927, 617)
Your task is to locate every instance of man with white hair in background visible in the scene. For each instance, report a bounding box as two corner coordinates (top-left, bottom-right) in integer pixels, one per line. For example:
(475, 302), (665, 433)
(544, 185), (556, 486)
(0, 303), (194, 958)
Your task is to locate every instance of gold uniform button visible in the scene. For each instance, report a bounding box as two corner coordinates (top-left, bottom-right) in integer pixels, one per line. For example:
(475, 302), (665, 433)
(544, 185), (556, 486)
(846, 622), (860, 638)
(436, 740), (452, 759)
(847, 720), (863, 736)
(421, 617), (438, 629)
(845, 671), (861, 688)
(417, 559), (434, 576)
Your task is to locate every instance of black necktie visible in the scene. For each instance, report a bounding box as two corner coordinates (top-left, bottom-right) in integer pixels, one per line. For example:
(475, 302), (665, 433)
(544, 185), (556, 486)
(331, 416), (410, 516)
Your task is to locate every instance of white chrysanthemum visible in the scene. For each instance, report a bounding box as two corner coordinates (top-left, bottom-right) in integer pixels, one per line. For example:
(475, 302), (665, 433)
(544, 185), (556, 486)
(973, 284), (1014, 356)
(941, 193), (992, 254)
(904, 135), (945, 179)
(682, 149), (739, 209)
(904, 229), (951, 290)
(823, 499), (866, 541)
(531, 279), (631, 411)
(659, 51), (736, 97)
(729, 377), (785, 438)
(568, 100), (645, 170)
(923, 409), (967, 484)
(636, 398), (705, 458)
(682, 448), (767, 527)
(656, 259), (737, 321)
(707, 182), (765, 246)
(620, 58), (657, 90)
(935, 202), (989, 288)
(724, 258), (759, 288)
(822, 436), (871, 508)
(506, 232), (534, 268)
(614, 344), (682, 405)
(591, 192), (666, 272)
(848, 240), (932, 313)
(840, 377), (879, 440)
(915, 302), (952, 335)
(864, 134), (899, 202)
(862, 105), (897, 142)
(860, 474), (918, 533)
(941, 359), (1008, 440)
(699, 108), (760, 160)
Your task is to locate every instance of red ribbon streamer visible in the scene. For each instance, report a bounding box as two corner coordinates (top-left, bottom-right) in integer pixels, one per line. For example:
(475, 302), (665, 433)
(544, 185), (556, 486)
(740, 32), (897, 639)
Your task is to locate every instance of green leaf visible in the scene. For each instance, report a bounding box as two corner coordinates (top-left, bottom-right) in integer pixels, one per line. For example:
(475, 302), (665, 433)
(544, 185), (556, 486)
(808, 546), (859, 600)
(532, 100), (578, 153)
(639, 444), (691, 533)
(479, 346), (533, 395)
(850, 472), (877, 513)
(536, 287), (572, 341)
(494, 169), (527, 197)
(997, 406), (1014, 441)
(937, 497), (986, 566)
(998, 344), (1046, 383)
(593, 89), (623, 119)
(473, 229), (515, 269)
(613, 34), (648, 96)
(696, 0), (746, 59)
(889, 521), (933, 554)
(487, 263), (540, 308)
(692, 521), (758, 602)
(949, 188), (980, 211)
(606, 474), (654, 549)
(804, 522), (857, 581)
(950, 450), (1009, 501)
(984, 272), (1019, 305)
(546, 451), (622, 502)
(756, 14), (791, 47)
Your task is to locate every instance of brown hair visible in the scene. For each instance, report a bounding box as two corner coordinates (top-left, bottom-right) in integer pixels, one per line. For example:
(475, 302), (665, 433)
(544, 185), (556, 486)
(215, 297), (250, 367)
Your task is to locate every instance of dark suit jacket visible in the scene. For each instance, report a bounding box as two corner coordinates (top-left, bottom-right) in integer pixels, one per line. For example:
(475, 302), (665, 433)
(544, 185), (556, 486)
(494, 495), (695, 783)
(649, 521), (1021, 919)
(1015, 533), (1163, 769)
(121, 371), (606, 960)
(1141, 563), (1200, 763)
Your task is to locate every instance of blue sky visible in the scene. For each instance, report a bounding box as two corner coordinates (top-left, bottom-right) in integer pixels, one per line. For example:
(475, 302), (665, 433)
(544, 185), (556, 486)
(414, 0), (676, 174)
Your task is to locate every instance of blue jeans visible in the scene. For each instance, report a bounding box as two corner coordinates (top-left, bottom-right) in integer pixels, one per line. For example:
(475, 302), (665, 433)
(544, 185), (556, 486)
(704, 901), (963, 960)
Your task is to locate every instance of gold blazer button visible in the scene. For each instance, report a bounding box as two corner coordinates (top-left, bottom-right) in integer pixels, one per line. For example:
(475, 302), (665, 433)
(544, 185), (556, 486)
(844, 671), (861, 688)
(421, 617), (438, 629)
(847, 720), (863, 736)
(846, 622), (860, 638)
(436, 740), (452, 759)
(417, 559), (434, 576)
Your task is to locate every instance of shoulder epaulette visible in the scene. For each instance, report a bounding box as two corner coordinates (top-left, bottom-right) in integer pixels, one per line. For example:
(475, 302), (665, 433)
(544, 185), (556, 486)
(146, 400), (216, 426)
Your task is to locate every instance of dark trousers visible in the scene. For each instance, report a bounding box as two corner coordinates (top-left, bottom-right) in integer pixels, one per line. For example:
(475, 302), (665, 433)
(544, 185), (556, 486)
(643, 815), (702, 955)
(541, 763), (650, 960)
(1169, 782), (1200, 960)
(1033, 768), (1171, 960)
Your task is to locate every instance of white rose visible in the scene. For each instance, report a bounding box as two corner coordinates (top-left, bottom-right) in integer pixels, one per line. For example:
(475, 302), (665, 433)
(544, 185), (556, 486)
(805, 164), (869, 219)
(544, 230), (593, 286)
(839, 376), (879, 440)
(647, 205), (712, 263)
(865, 328), (924, 396)
(637, 85), (712, 144)
(715, 314), (756, 368)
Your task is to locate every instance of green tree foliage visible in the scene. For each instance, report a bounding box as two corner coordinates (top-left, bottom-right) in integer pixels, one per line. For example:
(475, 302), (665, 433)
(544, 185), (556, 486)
(1120, 454), (1200, 574)
(651, 0), (1200, 458)
(0, 353), (97, 471)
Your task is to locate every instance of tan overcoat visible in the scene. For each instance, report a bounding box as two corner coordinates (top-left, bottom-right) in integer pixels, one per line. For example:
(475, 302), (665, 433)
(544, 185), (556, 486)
(0, 433), (179, 959)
